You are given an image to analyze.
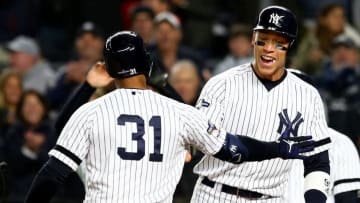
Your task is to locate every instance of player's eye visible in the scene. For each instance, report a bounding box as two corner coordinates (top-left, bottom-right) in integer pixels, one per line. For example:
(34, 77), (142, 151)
(255, 40), (266, 46)
(255, 40), (288, 51)
(275, 44), (288, 51)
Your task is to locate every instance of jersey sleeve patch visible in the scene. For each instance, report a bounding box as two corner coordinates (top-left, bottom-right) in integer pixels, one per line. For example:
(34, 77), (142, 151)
(196, 99), (210, 109)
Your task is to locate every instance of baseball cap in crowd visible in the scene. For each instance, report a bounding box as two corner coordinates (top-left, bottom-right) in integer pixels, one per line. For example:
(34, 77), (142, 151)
(154, 12), (181, 29)
(332, 34), (359, 49)
(76, 21), (105, 39)
(6, 36), (40, 56)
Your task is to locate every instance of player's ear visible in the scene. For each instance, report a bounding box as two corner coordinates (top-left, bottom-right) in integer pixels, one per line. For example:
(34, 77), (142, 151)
(251, 31), (257, 46)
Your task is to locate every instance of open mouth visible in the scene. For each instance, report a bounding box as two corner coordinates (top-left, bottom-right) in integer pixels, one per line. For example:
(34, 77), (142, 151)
(260, 55), (276, 65)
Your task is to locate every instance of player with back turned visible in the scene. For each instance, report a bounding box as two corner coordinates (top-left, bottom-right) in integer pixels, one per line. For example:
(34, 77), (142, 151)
(191, 5), (332, 203)
(25, 31), (315, 203)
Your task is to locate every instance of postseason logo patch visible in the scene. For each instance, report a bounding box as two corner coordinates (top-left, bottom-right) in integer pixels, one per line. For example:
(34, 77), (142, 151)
(196, 99), (210, 109)
(207, 121), (221, 138)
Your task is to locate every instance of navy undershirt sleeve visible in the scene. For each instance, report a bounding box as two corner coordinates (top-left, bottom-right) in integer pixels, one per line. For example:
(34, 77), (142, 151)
(25, 157), (73, 203)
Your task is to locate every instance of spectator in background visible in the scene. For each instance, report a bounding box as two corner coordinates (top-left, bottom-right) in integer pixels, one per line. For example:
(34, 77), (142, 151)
(316, 34), (360, 149)
(142, 0), (171, 15)
(0, 46), (9, 71)
(47, 22), (105, 111)
(168, 59), (204, 203)
(0, 70), (22, 136)
(296, 4), (346, 75)
(130, 5), (156, 47)
(5, 36), (55, 94)
(171, 0), (217, 55)
(149, 12), (203, 78)
(2, 90), (55, 203)
(169, 60), (203, 105)
(213, 24), (253, 75)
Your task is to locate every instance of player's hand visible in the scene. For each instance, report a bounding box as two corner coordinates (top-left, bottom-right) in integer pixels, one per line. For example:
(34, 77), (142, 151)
(278, 125), (315, 159)
(86, 62), (114, 88)
(185, 151), (192, 163)
(66, 61), (89, 83)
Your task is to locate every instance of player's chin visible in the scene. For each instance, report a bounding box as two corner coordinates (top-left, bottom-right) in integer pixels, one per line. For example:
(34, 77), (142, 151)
(256, 64), (278, 78)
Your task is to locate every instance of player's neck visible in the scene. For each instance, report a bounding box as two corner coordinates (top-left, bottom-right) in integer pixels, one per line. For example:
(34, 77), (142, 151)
(115, 75), (148, 89)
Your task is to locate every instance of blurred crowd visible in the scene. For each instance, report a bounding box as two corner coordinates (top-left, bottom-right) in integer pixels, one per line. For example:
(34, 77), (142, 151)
(0, 0), (360, 202)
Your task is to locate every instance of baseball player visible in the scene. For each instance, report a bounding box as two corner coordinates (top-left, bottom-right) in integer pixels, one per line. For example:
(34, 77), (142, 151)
(284, 69), (360, 203)
(191, 6), (331, 203)
(285, 128), (360, 203)
(25, 31), (315, 203)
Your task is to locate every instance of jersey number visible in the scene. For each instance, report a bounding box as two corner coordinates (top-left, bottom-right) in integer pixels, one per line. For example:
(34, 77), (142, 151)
(117, 114), (163, 162)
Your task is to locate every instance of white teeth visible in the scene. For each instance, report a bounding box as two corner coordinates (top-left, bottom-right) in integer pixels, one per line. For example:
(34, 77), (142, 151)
(261, 55), (274, 60)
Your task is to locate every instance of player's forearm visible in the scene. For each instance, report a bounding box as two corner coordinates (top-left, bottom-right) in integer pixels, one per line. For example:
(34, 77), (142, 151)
(214, 134), (290, 164)
(238, 136), (282, 161)
(55, 81), (95, 135)
(25, 157), (73, 203)
(303, 151), (330, 203)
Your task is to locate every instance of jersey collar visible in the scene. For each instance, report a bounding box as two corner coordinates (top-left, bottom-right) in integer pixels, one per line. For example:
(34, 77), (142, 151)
(251, 63), (287, 91)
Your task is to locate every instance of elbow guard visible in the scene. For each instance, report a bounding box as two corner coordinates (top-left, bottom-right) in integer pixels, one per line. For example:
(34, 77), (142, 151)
(214, 133), (249, 164)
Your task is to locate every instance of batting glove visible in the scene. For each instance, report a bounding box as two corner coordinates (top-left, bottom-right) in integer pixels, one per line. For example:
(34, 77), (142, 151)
(278, 125), (315, 159)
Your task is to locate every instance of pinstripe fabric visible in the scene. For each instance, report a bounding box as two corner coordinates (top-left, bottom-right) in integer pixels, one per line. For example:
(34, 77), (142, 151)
(191, 177), (283, 203)
(192, 63), (331, 202)
(285, 128), (360, 203)
(49, 89), (225, 202)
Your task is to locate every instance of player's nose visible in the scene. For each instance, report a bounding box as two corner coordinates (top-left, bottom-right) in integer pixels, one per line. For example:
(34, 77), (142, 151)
(263, 41), (276, 52)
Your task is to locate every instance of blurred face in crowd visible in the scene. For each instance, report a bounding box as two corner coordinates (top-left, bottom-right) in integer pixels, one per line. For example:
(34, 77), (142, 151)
(142, 0), (168, 14)
(2, 74), (22, 106)
(229, 35), (252, 58)
(169, 61), (201, 105)
(332, 45), (360, 69)
(132, 12), (154, 44)
(9, 51), (38, 74)
(155, 22), (182, 51)
(321, 6), (345, 34)
(252, 31), (290, 81)
(21, 92), (46, 126)
(75, 33), (104, 61)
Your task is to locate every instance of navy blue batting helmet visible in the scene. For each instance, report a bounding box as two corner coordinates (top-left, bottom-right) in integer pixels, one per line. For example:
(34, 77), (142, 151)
(103, 31), (152, 79)
(253, 6), (298, 44)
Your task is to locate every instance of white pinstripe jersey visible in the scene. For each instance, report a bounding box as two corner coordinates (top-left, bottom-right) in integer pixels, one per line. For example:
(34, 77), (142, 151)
(285, 128), (360, 203)
(194, 63), (331, 198)
(49, 88), (226, 203)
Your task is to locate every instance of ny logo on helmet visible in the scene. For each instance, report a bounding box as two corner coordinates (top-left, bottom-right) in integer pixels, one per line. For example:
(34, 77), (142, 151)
(277, 109), (304, 137)
(269, 13), (284, 28)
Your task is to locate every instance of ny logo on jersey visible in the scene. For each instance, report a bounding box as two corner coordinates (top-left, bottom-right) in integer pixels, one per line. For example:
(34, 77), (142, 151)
(269, 13), (284, 28)
(277, 109), (304, 137)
